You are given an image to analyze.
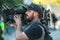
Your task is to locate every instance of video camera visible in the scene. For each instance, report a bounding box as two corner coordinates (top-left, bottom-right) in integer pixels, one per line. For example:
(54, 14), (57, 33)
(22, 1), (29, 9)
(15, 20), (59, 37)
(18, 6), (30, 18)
(2, 4), (28, 25)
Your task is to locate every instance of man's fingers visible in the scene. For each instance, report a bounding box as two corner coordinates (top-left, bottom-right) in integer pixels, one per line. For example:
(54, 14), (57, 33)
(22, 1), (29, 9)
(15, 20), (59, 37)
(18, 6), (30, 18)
(14, 15), (21, 21)
(14, 15), (19, 20)
(13, 15), (22, 26)
(14, 15), (20, 18)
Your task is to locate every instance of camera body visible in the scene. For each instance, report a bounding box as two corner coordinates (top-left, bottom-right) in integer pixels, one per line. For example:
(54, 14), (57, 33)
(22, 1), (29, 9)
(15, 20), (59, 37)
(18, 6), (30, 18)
(2, 5), (28, 25)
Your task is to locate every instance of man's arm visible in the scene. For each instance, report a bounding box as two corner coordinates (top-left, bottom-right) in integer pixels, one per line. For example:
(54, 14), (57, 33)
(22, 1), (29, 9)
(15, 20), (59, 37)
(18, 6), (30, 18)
(14, 15), (29, 40)
(14, 15), (43, 40)
(16, 27), (29, 40)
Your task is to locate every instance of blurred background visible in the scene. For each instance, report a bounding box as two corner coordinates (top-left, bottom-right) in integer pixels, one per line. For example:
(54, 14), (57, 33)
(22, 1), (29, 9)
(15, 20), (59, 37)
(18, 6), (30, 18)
(0, 0), (60, 40)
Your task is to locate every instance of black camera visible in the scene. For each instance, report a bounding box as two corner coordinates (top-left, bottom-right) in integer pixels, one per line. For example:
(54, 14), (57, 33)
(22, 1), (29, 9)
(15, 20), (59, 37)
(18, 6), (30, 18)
(2, 4), (28, 25)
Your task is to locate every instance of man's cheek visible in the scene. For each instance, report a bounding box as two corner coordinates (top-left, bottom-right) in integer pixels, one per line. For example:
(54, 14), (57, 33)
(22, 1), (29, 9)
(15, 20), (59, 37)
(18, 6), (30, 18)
(27, 16), (30, 19)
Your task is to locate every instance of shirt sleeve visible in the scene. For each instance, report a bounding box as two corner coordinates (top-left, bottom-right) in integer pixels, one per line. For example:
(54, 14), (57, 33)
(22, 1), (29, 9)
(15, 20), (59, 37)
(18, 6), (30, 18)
(24, 24), (43, 39)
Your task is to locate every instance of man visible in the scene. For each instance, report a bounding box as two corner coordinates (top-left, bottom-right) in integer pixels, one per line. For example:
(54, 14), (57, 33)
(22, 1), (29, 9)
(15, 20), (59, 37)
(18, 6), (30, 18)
(14, 3), (45, 40)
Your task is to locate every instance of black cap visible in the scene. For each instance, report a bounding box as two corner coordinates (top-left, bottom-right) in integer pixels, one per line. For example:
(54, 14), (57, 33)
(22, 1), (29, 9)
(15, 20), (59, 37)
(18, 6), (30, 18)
(27, 3), (45, 18)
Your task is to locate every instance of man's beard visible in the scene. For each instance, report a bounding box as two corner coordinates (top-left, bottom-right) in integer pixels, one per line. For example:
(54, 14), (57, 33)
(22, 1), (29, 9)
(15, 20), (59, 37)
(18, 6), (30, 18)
(26, 14), (34, 23)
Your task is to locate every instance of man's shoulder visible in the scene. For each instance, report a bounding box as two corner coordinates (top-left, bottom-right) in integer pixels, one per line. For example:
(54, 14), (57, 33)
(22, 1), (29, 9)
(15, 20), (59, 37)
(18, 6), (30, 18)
(28, 21), (43, 31)
(24, 21), (45, 39)
(31, 21), (42, 27)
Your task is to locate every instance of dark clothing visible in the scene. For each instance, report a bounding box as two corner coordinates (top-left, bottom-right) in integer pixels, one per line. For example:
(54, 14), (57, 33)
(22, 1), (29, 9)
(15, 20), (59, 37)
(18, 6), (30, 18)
(23, 19), (45, 40)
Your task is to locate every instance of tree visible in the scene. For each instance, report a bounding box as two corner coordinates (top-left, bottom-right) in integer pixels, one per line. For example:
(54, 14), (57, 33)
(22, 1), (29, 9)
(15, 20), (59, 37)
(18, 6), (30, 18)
(0, 0), (23, 14)
(0, 0), (3, 13)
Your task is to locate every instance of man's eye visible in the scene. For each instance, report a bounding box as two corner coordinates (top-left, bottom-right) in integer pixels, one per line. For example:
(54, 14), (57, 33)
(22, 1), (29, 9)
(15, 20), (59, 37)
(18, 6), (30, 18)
(28, 11), (30, 12)
(27, 10), (31, 12)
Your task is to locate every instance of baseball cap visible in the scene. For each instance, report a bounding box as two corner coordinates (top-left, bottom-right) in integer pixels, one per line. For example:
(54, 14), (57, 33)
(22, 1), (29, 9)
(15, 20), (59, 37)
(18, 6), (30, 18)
(26, 3), (45, 18)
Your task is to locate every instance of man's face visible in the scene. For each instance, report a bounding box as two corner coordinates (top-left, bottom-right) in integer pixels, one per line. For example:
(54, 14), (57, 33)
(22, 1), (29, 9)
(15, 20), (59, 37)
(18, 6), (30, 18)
(25, 10), (34, 22)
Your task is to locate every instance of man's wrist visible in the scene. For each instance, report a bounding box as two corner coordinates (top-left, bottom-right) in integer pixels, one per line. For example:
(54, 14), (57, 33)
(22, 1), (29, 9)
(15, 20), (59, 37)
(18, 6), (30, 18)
(16, 24), (22, 30)
(16, 23), (22, 27)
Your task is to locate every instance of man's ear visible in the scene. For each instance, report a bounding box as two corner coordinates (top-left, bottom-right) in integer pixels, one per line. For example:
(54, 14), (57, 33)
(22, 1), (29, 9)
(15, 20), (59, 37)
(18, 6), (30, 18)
(34, 12), (39, 17)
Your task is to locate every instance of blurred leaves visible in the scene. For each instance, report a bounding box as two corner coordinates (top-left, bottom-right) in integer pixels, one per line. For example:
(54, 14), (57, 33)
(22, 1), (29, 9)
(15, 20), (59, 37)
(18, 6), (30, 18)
(0, 0), (23, 14)
(3, 0), (15, 7)
(0, 0), (3, 13)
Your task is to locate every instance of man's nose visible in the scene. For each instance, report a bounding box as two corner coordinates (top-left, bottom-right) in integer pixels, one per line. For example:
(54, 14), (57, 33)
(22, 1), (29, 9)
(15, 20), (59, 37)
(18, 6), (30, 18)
(25, 11), (28, 14)
(25, 12), (29, 16)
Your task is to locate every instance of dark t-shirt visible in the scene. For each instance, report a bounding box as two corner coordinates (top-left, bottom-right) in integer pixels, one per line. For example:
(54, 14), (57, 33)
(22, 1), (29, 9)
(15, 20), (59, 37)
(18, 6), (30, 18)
(24, 20), (43, 40)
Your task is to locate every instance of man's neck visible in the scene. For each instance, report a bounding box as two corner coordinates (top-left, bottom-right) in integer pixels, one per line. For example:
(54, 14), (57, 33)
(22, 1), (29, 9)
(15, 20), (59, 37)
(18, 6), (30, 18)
(31, 18), (40, 23)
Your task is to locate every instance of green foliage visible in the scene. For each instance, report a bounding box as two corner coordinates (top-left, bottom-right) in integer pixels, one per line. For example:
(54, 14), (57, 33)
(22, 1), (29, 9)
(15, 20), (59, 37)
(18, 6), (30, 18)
(0, 0), (3, 13)
(0, 0), (23, 14)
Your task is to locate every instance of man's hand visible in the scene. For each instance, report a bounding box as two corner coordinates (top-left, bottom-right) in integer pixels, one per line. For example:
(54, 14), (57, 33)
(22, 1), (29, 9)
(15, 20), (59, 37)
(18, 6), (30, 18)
(14, 14), (22, 27)
(14, 15), (29, 40)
